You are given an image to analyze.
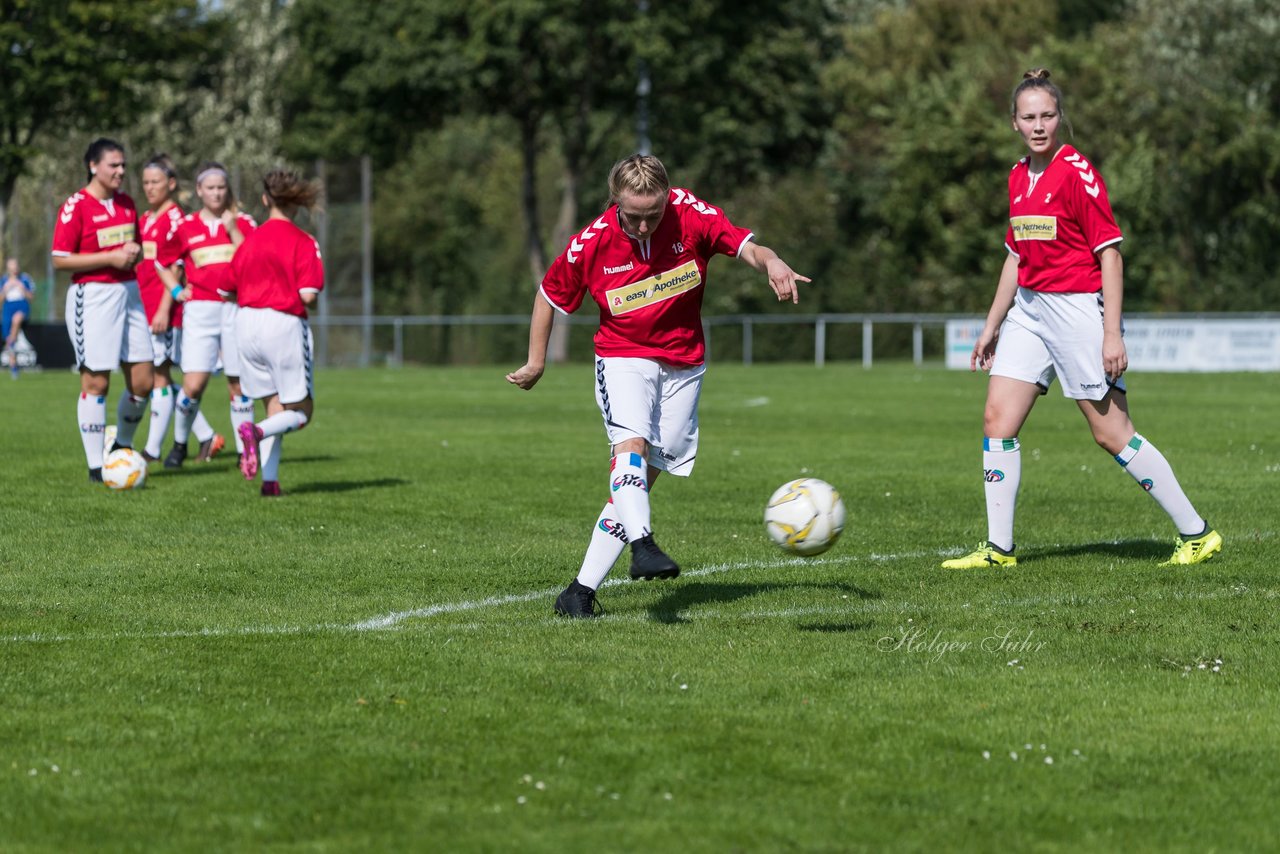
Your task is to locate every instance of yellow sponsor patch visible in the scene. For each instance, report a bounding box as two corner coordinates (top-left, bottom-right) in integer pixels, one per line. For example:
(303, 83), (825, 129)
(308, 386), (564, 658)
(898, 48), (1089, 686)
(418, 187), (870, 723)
(96, 224), (136, 248)
(1011, 216), (1057, 241)
(191, 244), (236, 267)
(605, 260), (702, 316)
(142, 241), (158, 260)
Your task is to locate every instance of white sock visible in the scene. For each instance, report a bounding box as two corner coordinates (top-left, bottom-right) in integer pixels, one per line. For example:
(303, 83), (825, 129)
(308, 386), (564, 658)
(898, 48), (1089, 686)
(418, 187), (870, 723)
(115, 393), (148, 448)
(261, 435), (283, 482)
(258, 409), (308, 438)
(145, 387), (174, 458)
(78, 393), (107, 470)
(230, 394), (255, 452)
(609, 452), (652, 542)
(173, 394), (201, 444)
(192, 409), (215, 443)
(575, 502), (629, 590)
(1114, 433), (1205, 536)
(983, 438), (1021, 553)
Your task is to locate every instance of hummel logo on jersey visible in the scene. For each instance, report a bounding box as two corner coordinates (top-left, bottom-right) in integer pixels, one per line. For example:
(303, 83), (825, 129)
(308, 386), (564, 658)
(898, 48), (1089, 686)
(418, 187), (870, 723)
(92, 214), (109, 223)
(604, 261), (634, 275)
(566, 216), (610, 265)
(1064, 152), (1102, 198)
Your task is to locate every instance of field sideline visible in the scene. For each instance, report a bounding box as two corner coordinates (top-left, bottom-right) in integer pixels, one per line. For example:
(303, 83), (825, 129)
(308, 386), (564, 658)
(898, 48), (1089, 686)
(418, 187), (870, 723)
(2, 363), (1277, 851)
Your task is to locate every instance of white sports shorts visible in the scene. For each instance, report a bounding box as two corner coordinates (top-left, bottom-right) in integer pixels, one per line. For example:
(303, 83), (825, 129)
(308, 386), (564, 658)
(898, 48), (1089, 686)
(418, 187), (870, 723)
(235, 307), (314, 404)
(181, 299), (241, 375)
(65, 281), (153, 372)
(991, 287), (1126, 400)
(150, 328), (181, 367)
(594, 356), (705, 477)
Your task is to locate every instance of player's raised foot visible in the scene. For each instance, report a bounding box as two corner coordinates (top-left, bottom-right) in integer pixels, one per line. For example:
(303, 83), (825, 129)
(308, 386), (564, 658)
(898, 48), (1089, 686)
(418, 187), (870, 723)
(629, 534), (680, 581)
(163, 442), (187, 469)
(195, 433), (225, 462)
(1160, 528), (1223, 566)
(237, 422), (262, 480)
(554, 579), (603, 618)
(260, 480), (283, 498)
(941, 541), (1017, 570)
(88, 467), (103, 483)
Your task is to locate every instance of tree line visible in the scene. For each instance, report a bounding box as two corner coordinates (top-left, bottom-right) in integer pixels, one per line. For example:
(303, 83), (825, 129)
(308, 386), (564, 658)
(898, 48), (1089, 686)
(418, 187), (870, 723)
(3, 0), (1277, 342)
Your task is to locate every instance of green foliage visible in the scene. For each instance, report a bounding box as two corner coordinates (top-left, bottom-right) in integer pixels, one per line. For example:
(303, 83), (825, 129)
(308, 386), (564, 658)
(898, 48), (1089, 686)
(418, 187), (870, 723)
(2, 365), (1278, 849)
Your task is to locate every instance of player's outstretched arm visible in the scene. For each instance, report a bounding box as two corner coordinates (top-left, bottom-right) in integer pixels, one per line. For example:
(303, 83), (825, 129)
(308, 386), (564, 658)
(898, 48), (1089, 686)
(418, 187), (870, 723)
(506, 293), (555, 390)
(738, 242), (810, 304)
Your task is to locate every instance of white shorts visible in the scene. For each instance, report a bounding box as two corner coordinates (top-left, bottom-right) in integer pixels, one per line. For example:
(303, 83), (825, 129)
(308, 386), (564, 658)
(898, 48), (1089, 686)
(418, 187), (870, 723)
(151, 328), (181, 366)
(65, 281), (153, 372)
(594, 356), (704, 476)
(181, 299), (241, 375)
(235, 307), (314, 404)
(991, 287), (1125, 400)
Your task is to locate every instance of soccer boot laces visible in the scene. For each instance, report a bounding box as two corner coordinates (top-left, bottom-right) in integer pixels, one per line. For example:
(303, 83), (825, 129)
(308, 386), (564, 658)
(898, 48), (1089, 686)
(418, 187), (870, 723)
(940, 541), (1017, 570)
(554, 580), (603, 618)
(1160, 528), (1223, 566)
(629, 534), (680, 581)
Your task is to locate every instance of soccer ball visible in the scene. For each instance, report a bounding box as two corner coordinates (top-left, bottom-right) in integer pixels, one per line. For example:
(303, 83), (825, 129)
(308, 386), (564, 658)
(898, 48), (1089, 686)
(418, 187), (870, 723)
(102, 448), (147, 491)
(764, 478), (846, 556)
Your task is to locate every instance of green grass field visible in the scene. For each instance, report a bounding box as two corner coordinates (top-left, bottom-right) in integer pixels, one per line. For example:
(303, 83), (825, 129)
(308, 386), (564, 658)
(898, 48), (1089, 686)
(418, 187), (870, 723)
(2, 363), (1277, 852)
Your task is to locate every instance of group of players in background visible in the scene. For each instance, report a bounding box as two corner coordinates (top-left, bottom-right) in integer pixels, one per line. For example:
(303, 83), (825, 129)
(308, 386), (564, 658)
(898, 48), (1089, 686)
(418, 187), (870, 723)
(53, 138), (325, 496)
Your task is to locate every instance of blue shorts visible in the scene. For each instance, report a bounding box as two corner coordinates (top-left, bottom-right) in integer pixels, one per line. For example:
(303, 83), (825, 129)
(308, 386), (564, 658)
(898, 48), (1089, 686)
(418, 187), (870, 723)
(3, 299), (29, 334)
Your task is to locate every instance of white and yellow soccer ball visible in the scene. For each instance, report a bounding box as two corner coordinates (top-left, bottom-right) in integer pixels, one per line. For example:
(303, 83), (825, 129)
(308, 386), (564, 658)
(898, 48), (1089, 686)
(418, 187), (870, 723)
(102, 448), (147, 491)
(764, 477), (846, 556)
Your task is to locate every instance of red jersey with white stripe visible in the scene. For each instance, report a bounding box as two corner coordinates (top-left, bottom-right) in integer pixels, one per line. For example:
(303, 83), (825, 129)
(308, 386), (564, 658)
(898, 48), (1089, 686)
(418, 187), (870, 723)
(226, 218), (324, 319)
(540, 188), (753, 366)
(51, 189), (139, 284)
(170, 212), (257, 302)
(137, 203), (186, 325)
(1004, 144), (1123, 294)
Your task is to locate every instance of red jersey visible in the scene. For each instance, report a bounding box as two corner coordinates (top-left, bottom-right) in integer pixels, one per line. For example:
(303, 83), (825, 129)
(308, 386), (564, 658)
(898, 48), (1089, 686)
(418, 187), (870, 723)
(51, 189), (139, 284)
(226, 218), (324, 319)
(170, 212), (257, 302)
(137, 203), (186, 325)
(540, 188), (753, 366)
(1004, 144), (1123, 294)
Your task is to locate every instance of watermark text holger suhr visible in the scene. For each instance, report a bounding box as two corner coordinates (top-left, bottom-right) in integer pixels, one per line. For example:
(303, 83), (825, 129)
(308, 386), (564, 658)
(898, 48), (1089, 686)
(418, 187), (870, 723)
(877, 625), (1046, 662)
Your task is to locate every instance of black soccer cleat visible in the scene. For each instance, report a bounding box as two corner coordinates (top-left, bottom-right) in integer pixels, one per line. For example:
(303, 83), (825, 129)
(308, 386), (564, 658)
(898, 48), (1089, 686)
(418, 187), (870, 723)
(88, 467), (103, 483)
(163, 443), (188, 469)
(628, 534), (680, 581)
(554, 579), (603, 618)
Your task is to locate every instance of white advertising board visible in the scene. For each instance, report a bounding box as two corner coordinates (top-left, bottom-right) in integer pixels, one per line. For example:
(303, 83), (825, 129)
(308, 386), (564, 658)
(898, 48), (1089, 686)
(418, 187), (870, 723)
(946, 318), (1280, 372)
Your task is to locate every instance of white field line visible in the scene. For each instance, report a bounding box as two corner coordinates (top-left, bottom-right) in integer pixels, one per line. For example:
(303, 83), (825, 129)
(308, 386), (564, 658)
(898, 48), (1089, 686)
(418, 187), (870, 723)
(4, 537), (1273, 645)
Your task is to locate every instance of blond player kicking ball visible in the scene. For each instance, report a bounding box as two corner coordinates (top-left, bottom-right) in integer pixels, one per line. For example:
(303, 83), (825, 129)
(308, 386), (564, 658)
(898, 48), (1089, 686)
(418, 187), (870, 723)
(508, 153), (810, 618)
(943, 69), (1221, 570)
(226, 170), (324, 497)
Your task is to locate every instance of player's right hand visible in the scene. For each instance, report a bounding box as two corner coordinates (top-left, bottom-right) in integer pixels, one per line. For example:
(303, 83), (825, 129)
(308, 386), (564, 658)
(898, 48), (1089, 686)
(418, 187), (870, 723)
(971, 328), (999, 372)
(505, 363), (544, 390)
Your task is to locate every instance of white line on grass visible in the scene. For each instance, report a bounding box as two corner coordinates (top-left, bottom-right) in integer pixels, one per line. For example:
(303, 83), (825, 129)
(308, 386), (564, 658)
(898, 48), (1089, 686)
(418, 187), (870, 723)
(4, 537), (1272, 645)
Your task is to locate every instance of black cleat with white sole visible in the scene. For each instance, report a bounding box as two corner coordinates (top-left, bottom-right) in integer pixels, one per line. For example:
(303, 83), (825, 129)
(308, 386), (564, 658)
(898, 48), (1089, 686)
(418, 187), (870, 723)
(628, 534), (680, 581)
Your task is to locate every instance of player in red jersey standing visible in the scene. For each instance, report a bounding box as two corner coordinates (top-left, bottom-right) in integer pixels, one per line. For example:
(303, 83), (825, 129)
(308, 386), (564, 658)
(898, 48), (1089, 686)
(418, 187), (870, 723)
(943, 69), (1221, 570)
(136, 154), (225, 463)
(52, 138), (154, 482)
(156, 161), (257, 468)
(227, 170), (324, 497)
(508, 153), (810, 617)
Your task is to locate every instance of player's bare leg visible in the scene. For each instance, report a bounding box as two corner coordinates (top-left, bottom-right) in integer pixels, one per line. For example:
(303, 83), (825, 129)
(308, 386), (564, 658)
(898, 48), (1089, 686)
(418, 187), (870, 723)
(241, 393), (311, 492)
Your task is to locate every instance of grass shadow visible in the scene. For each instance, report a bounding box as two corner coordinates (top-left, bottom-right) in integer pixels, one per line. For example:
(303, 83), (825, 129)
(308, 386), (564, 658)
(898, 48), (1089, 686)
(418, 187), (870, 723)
(797, 621), (875, 633)
(1028, 538), (1170, 562)
(289, 477), (410, 495)
(645, 580), (879, 625)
